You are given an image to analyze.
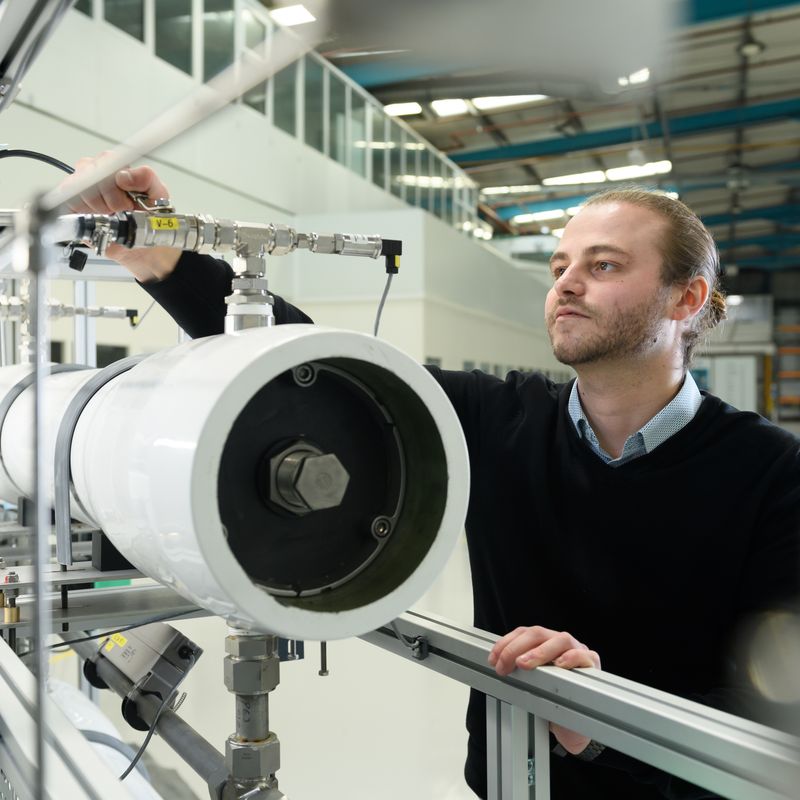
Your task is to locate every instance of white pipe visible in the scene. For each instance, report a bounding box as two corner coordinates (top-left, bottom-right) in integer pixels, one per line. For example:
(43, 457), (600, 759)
(0, 326), (469, 641)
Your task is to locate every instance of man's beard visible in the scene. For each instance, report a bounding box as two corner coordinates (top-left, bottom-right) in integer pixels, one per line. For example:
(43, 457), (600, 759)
(546, 291), (670, 366)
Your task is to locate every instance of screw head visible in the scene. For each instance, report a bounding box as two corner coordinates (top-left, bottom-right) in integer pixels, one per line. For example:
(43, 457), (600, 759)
(371, 517), (392, 539)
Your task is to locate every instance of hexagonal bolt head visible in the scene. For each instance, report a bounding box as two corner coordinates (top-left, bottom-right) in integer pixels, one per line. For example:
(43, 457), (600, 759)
(226, 735), (280, 780)
(225, 635), (276, 659)
(224, 655), (280, 694)
(270, 445), (350, 514)
(295, 454), (350, 510)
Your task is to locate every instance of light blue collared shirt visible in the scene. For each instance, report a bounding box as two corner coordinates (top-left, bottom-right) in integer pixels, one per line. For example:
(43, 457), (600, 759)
(567, 372), (703, 466)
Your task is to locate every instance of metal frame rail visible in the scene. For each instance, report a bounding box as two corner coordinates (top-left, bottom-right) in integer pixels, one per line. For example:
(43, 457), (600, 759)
(361, 610), (800, 800)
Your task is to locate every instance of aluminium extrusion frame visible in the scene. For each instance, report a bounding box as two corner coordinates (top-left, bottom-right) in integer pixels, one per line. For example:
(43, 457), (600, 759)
(361, 610), (800, 800)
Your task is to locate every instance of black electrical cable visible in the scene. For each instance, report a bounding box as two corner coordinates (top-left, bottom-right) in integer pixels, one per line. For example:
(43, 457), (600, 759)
(52, 608), (198, 650)
(373, 272), (394, 337)
(15, 609), (199, 660)
(81, 730), (151, 781)
(0, 149), (74, 175)
(118, 688), (178, 781)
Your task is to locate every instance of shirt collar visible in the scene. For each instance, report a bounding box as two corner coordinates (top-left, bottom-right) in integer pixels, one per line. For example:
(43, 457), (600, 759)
(567, 372), (702, 457)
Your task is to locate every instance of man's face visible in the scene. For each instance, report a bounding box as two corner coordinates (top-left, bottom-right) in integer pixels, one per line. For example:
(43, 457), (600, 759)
(544, 201), (674, 367)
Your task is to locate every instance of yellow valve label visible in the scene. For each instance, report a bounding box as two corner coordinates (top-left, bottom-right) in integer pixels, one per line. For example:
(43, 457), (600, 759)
(148, 216), (179, 230)
(103, 633), (128, 652)
(394, 256), (400, 269)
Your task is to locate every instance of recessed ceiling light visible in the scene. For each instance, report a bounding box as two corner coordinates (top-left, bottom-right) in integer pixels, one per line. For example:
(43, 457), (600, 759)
(543, 170), (606, 186)
(269, 4), (316, 26)
(605, 160), (672, 181)
(384, 102), (422, 117)
(471, 95), (548, 111)
(431, 98), (470, 117)
(481, 184), (541, 195)
(617, 67), (650, 87)
(512, 209), (566, 224)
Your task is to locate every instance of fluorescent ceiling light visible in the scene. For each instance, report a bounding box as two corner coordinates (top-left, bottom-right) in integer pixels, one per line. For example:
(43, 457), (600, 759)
(512, 209), (566, 224)
(269, 4), (316, 26)
(384, 102), (422, 117)
(471, 95), (547, 111)
(727, 295), (743, 306)
(481, 184), (541, 195)
(567, 206), (582, 216)
(353, 140), (424, 150)
(543, 170), (606, 186)
(333, 49), (409, 59)
(354, 141), (395, 149)
(665, 191), (679, 200)
(552, 228), (565, 238)
(617, 67), (650, 87)
(605, 160), (671, 181)
(398, 175), (448, 188)
(431, 98), (470, 117)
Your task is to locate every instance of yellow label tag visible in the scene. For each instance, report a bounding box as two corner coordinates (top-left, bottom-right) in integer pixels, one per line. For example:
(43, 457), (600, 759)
(148, 216), (179, 231)
(103, 633), (128, 652)
(394, 256), (401, 269)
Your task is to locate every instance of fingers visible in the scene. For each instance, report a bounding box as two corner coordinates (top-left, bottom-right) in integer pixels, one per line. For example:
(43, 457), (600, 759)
(489, 626), (600, 676)
(115, 165), (170, 203)
(490, 626), (562, 676)
(63, 155), (169, 214)
(552, 648), (600, 669)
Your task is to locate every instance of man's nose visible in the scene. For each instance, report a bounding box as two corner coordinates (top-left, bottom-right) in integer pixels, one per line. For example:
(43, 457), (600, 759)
(554, 265), (584, 296)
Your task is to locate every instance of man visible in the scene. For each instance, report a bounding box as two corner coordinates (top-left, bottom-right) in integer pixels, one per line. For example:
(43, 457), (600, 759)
(65, 160), (800, 799)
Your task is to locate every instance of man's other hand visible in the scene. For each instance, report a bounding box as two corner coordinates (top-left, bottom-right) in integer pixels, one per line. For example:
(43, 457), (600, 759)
(488, 625), (601, 756)
(61, 153), (180, 283)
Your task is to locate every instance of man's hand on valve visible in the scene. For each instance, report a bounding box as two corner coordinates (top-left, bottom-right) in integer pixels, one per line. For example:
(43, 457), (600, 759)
(60, 153), (180, 283)
(488, 625), (601, 756)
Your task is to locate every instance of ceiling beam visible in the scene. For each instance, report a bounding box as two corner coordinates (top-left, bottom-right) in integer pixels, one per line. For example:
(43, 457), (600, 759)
(450, 97), (800, 165)
(702, 203), (800, 226)
(688, 0), (800, 24)
(716, 234), (800, 249)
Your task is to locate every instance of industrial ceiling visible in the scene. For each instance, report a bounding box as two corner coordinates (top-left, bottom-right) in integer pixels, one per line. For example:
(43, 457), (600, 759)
(319, 0), (800, 295)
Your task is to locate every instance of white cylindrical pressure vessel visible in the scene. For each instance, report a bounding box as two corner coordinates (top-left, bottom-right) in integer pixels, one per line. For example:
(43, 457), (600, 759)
(0, 326), (469, 641)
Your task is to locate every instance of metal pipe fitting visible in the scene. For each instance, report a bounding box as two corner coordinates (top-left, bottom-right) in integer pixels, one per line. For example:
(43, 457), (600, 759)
(224, 632), (282, 788)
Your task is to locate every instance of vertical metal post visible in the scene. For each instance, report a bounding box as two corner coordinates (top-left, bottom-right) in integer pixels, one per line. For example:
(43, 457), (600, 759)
(18, 202), (53, 800)
(322, 68), (330, 157)
(364, 103), (373, 184)
(143, 0), (155, 54)
(532, 715), (550, 800)
(295, 56), (305, 143)
(486, 696), (530, 800)
(191, 0), (203, 83)
(344, 84), (352, 170)
(73, 280), (96, 366)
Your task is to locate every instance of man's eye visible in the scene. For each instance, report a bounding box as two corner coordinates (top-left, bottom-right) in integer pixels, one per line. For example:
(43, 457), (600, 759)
(552, 266), (566, 279)
(596, 261), (615, 272)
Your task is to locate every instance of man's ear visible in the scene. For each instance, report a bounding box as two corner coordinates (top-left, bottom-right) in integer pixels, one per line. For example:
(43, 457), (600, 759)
(670, 276), (709, 322)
